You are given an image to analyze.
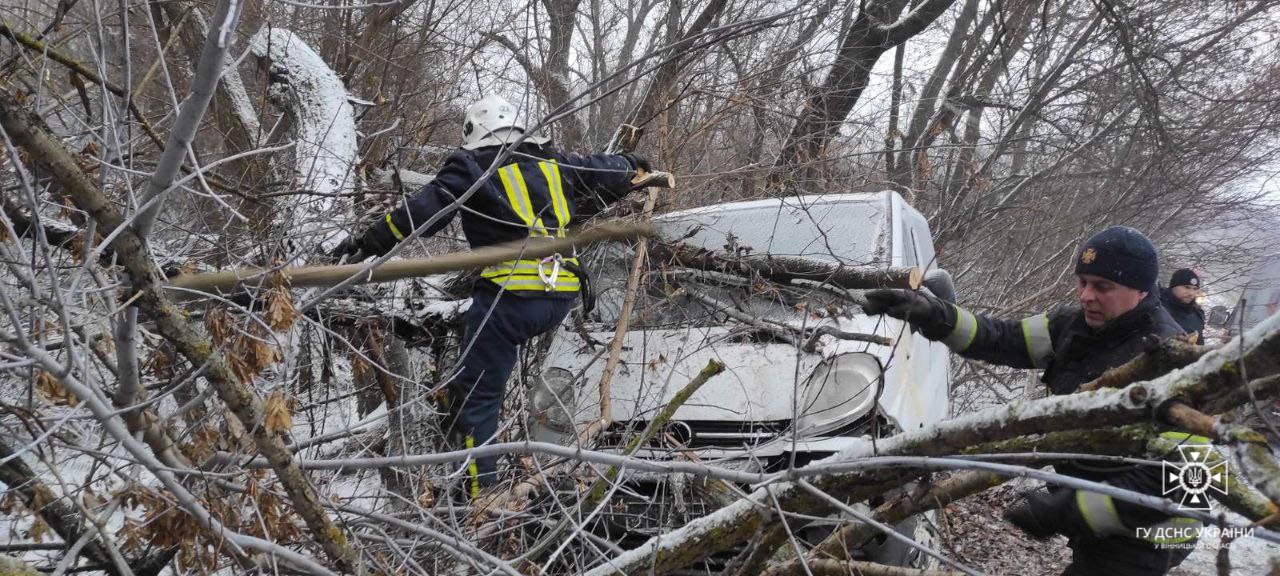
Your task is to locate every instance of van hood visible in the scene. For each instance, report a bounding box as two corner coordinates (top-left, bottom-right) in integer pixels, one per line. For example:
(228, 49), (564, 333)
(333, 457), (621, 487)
(544, 316), (898, 426)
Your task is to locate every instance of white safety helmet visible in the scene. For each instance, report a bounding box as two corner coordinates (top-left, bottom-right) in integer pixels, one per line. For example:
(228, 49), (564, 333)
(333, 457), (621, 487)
(461, 95), (550, 150)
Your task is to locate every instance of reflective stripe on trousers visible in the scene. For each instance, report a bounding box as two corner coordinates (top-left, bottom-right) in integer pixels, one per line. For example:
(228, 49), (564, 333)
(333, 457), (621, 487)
(465, 435), (481, 499)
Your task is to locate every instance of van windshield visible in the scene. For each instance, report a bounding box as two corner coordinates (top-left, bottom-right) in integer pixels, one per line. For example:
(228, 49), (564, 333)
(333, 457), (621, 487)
(587, 198), (888, 329)
(656, 199), (887, 266)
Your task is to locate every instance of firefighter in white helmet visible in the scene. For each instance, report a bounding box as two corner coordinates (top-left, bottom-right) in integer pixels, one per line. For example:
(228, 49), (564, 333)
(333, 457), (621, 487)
(334, 96), (652, 498)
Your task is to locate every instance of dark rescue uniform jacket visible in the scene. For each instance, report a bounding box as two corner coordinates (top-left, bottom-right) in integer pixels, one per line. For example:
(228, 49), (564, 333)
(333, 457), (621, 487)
(1159, 287), (1205, 345)
(365, 143), (637, 296)
(939, 293), (1204, 551)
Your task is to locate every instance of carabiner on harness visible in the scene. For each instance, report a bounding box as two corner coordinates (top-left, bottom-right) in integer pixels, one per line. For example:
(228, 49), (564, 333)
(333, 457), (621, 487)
(537, 254), (565, 291)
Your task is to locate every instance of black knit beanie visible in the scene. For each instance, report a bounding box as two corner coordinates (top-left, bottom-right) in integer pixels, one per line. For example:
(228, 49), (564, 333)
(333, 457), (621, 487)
(1074, 226), (1159, 291)
(1170, 268), (1201, 289)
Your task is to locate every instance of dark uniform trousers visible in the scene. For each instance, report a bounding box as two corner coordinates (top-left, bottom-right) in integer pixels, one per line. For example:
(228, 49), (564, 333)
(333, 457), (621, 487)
(449, 286), (572, 494)
(929, 292), (1198, 575)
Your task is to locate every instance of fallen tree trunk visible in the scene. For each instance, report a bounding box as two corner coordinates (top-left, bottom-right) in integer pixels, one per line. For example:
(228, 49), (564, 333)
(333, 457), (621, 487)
(650, 240), (922, 291)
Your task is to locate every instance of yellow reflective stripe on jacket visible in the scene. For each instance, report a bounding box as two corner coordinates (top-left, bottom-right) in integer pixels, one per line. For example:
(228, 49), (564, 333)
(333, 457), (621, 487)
(498, 164), (549, 236)
(385, 213), (406, 241)
(465, 435), (480, 499)
(487, 277), (581, 292)
(943, 304), (978, 352)
(1077, 490), (1127, 537)
(1021, 313), (1053, 369)
(481, 257), (580, 276)
(480, 258), (582, 292)
(538, 160), (569, 238)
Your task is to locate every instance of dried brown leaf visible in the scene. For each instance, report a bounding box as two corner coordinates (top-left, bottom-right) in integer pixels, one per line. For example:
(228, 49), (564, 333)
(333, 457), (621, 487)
(263, 390), (293, 434)
(29, 517), (49, 543)
(226, 351), (256, 383)
(145, 347), (174, 378)
(0, 493), (20, 515)
(204, 307), (234, 345)
(264, 285), (298, 332)
(34, 369), (77, 405)
(67, 230), (102, 263)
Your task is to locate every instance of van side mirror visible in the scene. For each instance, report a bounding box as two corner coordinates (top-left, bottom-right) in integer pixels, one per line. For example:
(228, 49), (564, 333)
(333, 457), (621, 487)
(1208, 305), (1231, 328)
(923, 269), (957, 303)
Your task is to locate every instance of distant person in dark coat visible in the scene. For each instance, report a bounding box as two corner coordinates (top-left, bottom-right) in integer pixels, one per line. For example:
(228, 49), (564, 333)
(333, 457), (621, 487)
(1161, 268), (1205, 344)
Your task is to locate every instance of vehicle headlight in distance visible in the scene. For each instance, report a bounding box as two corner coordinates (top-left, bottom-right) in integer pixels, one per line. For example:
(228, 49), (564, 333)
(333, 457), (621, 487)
(795, 353), (882, 437)
(533, 367), (577, 433)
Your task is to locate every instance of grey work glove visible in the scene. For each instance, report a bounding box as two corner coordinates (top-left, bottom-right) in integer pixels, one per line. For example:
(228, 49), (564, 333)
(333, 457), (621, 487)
(863, 289), (955, 341)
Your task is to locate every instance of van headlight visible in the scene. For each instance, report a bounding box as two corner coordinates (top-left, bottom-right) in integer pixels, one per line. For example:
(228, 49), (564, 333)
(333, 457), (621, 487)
(795, 353), (882, 436)
(533, 367), (577, 434)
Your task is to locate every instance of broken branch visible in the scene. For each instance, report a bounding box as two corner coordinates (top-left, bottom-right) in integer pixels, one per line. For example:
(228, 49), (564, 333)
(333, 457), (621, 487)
(166, 222), (652, 295)
(651, 240), (922, 290)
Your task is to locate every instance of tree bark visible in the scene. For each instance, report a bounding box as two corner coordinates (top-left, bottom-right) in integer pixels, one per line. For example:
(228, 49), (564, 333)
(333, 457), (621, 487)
(771, 0), (957, 188)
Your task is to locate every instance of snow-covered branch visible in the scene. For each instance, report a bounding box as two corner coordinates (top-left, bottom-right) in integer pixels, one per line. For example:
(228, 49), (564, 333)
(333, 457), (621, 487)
(249, 27), (357, 247)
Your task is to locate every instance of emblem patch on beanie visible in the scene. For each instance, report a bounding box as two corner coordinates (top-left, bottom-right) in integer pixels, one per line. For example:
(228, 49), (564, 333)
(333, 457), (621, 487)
(1081, 247), (1097, 264)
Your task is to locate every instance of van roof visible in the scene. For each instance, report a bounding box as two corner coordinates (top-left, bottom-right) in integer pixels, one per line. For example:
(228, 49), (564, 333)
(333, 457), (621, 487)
(658, 191), (896, 221)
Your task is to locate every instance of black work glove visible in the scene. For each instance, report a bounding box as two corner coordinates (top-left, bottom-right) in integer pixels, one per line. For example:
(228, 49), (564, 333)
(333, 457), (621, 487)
(863, 289), (954, 341)
(328, 226), (385, 263)
(620, 152), (651, 173)
(1003, 488), (1091, 541)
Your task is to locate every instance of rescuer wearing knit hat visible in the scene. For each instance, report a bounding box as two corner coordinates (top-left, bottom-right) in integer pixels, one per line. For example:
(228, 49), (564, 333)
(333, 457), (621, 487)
(1161, 268), (1205, 344)
(860, 226), (1193, 576)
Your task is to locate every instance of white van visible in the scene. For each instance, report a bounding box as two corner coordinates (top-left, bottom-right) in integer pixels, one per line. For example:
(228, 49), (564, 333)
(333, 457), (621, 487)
(528, 191), (954, 568)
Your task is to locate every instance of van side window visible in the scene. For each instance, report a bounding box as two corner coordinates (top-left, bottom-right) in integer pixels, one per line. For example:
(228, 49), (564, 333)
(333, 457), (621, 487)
(908, 214), (936, 270)
(907, 228), (923, 268)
